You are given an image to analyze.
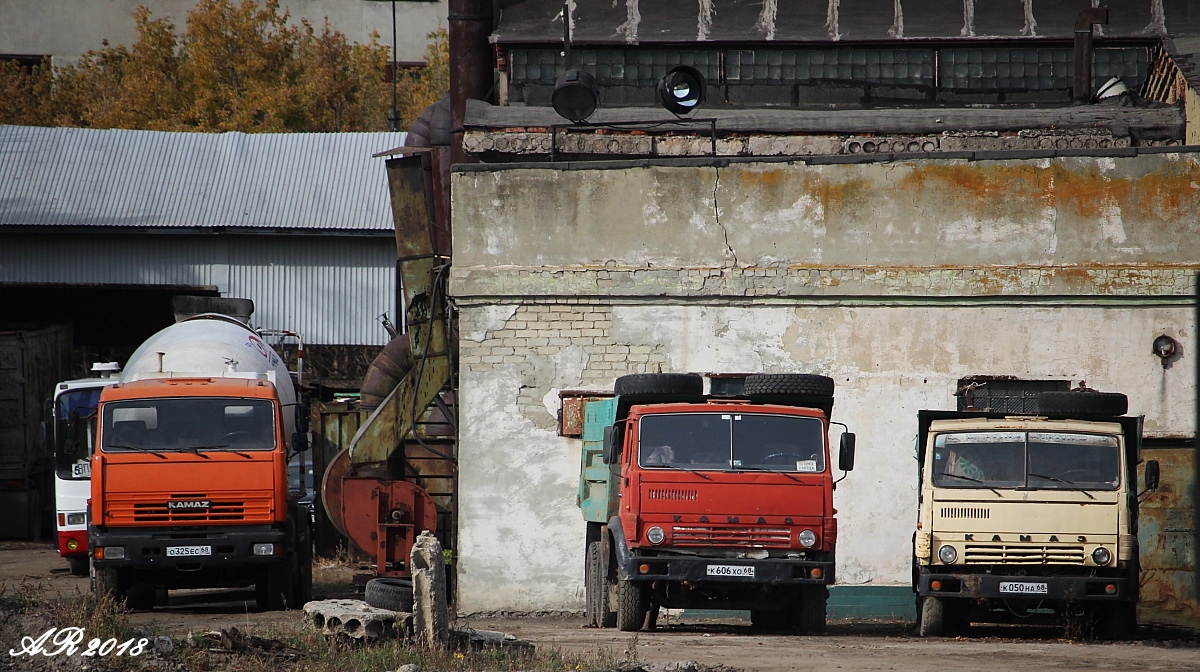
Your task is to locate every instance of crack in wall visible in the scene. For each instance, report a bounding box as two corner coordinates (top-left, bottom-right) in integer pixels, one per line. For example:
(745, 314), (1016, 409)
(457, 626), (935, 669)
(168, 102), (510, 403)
(713, 167), (738, 267)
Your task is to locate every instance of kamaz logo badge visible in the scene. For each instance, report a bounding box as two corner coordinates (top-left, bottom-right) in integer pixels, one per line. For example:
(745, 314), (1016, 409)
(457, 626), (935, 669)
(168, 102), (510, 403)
(168, 500), (211, 510)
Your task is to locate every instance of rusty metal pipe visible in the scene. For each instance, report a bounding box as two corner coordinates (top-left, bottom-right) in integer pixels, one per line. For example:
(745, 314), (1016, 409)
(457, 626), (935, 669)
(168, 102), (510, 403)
(359, 334), (414, 411)
(449, 0), (494, 164)
(1074, 8), (1108, 102)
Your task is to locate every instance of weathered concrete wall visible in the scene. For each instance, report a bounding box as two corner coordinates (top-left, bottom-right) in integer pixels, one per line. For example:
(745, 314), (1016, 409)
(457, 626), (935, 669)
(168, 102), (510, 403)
(0, 0), (446, 64)
(450, 154), (1198, 614)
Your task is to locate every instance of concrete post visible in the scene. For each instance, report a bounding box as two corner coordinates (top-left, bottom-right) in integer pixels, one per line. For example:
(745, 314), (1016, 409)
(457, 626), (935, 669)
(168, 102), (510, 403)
(411, 530), (449, 648)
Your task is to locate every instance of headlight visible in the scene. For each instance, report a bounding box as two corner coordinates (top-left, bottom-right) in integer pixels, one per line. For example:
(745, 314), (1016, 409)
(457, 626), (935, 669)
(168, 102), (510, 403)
(1092, 547), (1112, 566)
(646, 526), (665, 545)
(101, 546), (125, 560)
(66, 513), (87, 526)
(798, 529), (817, 548)
(253, 543), (279, 556)
(938, 545), (957, 564)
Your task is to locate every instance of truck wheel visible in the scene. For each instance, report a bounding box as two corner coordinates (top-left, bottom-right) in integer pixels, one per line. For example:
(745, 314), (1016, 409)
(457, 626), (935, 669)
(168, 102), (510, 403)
(797, 585), (828, 634)
(1099, 603), (1137, 640)
(616, 575), (648, 632)
(917, 596), (945, 637)
(126, 582), (156, 611)
(364, 578), (414, 612)
(294, 524), (313, 606)
(1038, 391), (1127, 416)
(743, 374), (835, 397)
(585, 542), (602, 627)
(67, 557), (89, 577)
(614, 373), (703, 396)
(256, 563), (290, 611)
(750, 609), (787, 632)
(92, 565), (125, 604)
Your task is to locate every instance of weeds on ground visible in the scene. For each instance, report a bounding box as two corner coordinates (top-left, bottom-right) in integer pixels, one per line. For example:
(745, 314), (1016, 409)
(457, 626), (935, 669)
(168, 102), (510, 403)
(1, 581), (148, 671)
(216, 622), (626, 672)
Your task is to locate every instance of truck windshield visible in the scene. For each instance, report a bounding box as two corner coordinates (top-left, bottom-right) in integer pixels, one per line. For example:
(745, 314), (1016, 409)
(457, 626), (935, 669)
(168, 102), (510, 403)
(54, 388), (103, 480)
(638, 412), (825, 473)
(101, 398), (276, 453)
(932, 431), (1120, 491)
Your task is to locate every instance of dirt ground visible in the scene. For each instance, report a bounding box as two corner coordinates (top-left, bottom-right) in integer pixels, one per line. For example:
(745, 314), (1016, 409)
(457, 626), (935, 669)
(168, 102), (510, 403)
(3, 541), (1199, 672)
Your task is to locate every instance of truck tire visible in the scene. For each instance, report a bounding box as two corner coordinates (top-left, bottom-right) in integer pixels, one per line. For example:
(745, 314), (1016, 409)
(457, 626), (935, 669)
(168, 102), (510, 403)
(743, 373), (835, 397)
(1038, 391), (1127, 416)
(585, 542), (602, 627)
(917, 596), (945, 637)
(1099, 603), (1137, 640)
(92, 565), (124, 604)
(257, 563), (291, 611)
(616, 575), (648, 632)
(797, 585), (828, 634)
(750, 608), (787, 632)
(126, 582), (156, 611)
(67, 557), (89, 577)
(614, 373), (703, 396)
(364, 578), (414, 612)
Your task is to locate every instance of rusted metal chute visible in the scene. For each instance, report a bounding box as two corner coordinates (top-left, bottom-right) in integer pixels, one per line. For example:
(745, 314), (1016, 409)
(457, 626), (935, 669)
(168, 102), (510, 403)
(320, 150), (452, 575)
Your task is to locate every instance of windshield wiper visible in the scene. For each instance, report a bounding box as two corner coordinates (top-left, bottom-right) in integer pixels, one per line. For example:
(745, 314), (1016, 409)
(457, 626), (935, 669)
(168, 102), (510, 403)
(103, 443), (167, 460)
(938, 471), (1002, 497)
(177, 445), (214, 459)
(1027, 472), (1095, 499)
(732, 464), (801, 483)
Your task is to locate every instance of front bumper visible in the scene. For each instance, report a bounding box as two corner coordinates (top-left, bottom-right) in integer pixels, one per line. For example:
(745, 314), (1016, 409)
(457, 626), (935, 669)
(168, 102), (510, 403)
(917, 570), (1131, 602)
(90, 525), (288, 570)
(57, 529), (88, 558)
(622, 553), (834, 585)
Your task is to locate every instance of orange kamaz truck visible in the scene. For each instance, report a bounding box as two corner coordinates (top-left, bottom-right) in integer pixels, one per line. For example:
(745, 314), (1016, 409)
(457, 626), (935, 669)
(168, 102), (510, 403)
(89, 313), (311, 610)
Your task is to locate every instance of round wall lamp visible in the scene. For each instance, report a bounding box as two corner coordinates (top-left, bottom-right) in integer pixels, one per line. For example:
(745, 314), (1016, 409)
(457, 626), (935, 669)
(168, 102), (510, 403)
(552, 69), (600, 123)
(658, 65), (706, 117)
(1152, 334), (1177, 368)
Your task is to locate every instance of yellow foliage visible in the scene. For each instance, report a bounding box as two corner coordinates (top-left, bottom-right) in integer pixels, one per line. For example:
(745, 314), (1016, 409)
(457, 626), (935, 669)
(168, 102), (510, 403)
(0, 0), (448, 133)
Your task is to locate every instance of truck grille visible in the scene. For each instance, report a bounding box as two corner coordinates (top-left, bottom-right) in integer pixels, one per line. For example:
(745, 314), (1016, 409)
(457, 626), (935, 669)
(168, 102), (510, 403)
(941, 507), (990, 520)
(133, 501), (250, 523)
(672, 525), (792, 548)
(648, 489), (698, 501)
(963, 544), (1085, 565)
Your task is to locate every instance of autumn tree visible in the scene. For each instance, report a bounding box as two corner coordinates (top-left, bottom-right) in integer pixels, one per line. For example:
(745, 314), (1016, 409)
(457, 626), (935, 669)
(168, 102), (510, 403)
(0, 0), (448, 133)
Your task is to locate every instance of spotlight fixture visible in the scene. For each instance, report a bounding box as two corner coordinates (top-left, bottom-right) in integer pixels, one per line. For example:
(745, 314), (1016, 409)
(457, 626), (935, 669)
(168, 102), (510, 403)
(1152, 334), (1177, 367)
(658, 65), (706, 117)
(552, 69), (600, 123)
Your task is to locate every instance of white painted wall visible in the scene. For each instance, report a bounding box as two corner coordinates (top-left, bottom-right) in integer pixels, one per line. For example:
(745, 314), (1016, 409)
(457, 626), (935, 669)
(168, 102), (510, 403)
(455, 302), (1194, 612)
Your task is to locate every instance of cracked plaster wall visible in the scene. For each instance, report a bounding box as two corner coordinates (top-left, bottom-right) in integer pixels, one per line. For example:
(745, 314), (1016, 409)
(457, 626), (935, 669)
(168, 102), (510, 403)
(451, 154), (1198, 614)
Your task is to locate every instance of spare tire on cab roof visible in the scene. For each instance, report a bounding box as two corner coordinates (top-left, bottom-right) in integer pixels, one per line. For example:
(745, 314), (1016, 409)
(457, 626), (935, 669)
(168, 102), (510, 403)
(614, 373), (703, 396)
(743, 373), (835, 397)
(1037, 391), (1128, 417)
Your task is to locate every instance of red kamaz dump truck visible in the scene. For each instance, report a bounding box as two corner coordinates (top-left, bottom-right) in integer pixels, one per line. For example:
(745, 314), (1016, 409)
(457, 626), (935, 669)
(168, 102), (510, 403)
(578, 372), (855, 632)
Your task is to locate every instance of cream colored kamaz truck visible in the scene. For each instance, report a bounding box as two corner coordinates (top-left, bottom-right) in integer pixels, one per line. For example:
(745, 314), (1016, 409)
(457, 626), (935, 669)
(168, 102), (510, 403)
(913, 390), (1159, 639)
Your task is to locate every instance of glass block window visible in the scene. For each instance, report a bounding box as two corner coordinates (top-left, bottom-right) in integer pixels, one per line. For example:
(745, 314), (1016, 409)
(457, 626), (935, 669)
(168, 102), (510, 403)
(509, 49), (719, 87)
(956, 378), (1071, 414)
(509, 45), (1149, 94)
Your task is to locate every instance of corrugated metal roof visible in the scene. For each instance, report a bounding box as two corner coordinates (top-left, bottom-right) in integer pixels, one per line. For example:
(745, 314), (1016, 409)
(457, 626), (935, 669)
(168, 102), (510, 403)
(0, 126), (406, 231)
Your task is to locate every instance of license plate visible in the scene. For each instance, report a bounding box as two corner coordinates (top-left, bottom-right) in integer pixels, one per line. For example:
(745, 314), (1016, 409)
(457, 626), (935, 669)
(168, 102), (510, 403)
(999, 581), (1048, 595)
(167, 545), (212, 557)
(706, 564), (755, 578)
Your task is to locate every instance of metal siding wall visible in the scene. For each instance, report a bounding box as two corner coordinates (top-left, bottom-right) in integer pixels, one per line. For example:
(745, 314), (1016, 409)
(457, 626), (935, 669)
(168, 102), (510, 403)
(227, 238), (395, 346)
(0, 234), (393, 345)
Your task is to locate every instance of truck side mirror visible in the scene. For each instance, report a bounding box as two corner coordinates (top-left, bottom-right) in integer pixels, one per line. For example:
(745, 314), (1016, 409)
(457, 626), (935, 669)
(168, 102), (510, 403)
(1144, 459), (1159, 491)
(602, 425), (622, 465)
(292, 431), (310, 453)
(838, 433), (856, 472)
